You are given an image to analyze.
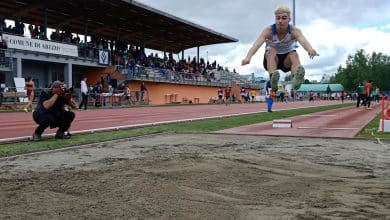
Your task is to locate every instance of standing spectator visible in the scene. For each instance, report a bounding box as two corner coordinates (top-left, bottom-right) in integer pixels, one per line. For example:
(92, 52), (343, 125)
(340, 91), (345, 103)
(24, 76), (35, 112)
(93, 81), (103, 107)
(124, 84), (131, 105)
(246, 92), (251, 102)
(224, 86), (232, 106)
(117, 83), (126, 106)
(217, 87), (223, 104)
(356, 83), (364, 107)
(250, 90), (256, 102)
(240, 87), (246, 103)
(140, 82), (147, 102)
(309, 90), (315, 102)
(78, 77), (88, 110)
(374, 87), (380, 103)
(290, 89), (295, 102)
(364, 80), (372, 109)
(100, 75), (105, 90)
(106, 73), (112, 91)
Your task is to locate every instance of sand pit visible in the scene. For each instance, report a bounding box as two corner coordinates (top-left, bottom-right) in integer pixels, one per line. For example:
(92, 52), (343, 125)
(0, 133), (389, 219)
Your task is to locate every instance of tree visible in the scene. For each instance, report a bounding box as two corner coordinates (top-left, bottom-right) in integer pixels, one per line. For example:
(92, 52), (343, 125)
(333, 49), (390, 92)
(320, 74), (330, 83)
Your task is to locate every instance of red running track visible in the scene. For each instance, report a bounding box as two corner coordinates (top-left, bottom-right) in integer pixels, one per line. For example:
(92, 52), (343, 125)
(0, 101), (369, 142)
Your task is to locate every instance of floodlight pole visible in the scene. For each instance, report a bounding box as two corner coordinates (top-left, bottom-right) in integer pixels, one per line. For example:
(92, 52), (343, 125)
(292, 0), (296, 26)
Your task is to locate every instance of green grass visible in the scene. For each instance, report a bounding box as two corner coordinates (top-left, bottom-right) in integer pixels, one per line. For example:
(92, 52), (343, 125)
(0, 103), (375, 157)
(357, 113), (390, 139)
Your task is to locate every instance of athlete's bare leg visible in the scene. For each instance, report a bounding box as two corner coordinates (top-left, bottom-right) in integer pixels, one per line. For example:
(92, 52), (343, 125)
(284, 51), (305, 90)
(265, 48), (280, 91)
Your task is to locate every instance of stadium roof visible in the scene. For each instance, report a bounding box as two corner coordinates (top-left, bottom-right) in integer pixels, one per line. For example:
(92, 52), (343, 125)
(0, 0), (238, 53)
(298, 84), (344, 92)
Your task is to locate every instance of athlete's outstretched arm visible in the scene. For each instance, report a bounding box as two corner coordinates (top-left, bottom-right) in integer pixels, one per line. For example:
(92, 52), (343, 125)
(242, 27), (270, 65)
(293, 28), (318, 59)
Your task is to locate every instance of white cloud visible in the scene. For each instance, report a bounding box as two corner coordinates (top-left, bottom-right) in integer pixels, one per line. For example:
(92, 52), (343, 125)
(138, 1), (390, 81)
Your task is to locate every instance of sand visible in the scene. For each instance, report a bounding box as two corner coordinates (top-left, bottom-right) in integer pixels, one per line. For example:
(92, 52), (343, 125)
(0, 133), (389, 219)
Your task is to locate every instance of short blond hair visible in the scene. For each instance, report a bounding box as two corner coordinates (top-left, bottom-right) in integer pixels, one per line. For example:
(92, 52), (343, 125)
(274, 6), (291, 17)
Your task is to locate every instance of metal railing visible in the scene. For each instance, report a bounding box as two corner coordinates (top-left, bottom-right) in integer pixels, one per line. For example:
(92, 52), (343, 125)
(118, 65), (261, 89)
(0, 49), (13, 71)
(0, 86), (151, 110)
(0, 33), (262, 89)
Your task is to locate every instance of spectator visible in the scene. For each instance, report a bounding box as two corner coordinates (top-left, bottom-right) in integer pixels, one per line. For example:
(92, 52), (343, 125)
(217, 87), (223, 103)
(250, 90), (256, 102)
(224, 86), (232, 106)
(78, 77), (88, 110)
(93, 81), (103, 107)
(140, 82), (147, 101)
(240, 87), (246, 103)
(364, 80), (373, 109)
(309, 90), (315, 102)
(24, 76), (35, 112)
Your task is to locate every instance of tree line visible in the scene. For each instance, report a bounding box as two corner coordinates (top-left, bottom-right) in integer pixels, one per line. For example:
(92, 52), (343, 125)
(329, 49), (390, 92)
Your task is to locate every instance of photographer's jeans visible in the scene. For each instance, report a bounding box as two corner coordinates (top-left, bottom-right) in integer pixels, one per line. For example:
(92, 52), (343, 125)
(33, 111), (75, 136)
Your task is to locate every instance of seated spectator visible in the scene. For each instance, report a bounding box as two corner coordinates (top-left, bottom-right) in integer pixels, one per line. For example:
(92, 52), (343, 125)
(194, 69), (201, 81)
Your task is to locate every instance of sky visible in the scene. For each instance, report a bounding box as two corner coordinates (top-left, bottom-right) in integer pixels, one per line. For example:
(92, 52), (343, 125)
(137, 0), (390, 81)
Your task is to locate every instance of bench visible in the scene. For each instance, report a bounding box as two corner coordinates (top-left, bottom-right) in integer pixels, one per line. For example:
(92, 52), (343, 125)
(1, 92), (27, 102)
(0, 91), (28, 110)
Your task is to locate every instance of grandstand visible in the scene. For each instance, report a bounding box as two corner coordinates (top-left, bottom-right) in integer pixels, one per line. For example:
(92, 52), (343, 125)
(0, 0), (261, 106)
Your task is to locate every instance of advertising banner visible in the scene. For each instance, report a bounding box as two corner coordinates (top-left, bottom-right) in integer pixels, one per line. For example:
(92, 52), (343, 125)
(2, 34), (78, 57)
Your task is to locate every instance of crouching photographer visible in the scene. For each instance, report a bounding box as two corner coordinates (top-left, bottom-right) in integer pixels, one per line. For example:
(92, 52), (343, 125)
(31, 81), (76, 141)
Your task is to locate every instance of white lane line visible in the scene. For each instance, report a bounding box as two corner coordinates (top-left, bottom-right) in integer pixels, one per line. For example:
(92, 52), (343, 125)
(303, 114), (337, 117)
(297, 127), (358, 130)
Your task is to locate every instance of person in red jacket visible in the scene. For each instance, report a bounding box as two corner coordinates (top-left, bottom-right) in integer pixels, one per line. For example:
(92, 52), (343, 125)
(364, 80), (372, 109)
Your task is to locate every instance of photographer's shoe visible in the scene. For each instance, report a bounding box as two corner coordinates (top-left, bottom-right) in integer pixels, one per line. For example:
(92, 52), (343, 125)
(64, 131), (72, 137)
(55, 131), (71, 139)
(293, 65), (305, 90)
(30, 133), (42, 141)
(270, 70), (280, 92)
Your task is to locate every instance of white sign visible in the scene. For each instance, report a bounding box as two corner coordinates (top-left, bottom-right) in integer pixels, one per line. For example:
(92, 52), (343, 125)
(99, 50), (109, 65)
(13, 77), (28, 102)
(2, 34), (78, 57)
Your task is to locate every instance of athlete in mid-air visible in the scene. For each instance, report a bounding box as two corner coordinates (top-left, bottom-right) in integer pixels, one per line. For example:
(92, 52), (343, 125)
(242, 5), (318, 92)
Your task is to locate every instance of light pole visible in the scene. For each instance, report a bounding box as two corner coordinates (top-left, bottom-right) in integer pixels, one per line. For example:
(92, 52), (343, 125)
(292, 0), (296, 26)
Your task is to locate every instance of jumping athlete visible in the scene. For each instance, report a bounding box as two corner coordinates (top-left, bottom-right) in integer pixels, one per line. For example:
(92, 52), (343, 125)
(242, 5), (318, 92)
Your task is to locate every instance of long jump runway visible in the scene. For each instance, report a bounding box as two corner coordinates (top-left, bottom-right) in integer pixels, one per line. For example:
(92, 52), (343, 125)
(0, 101), (379, 142)
(218, 103), (381, 138)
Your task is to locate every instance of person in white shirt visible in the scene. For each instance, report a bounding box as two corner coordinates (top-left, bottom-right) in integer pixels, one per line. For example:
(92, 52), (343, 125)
(78, 77), (88, 110)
